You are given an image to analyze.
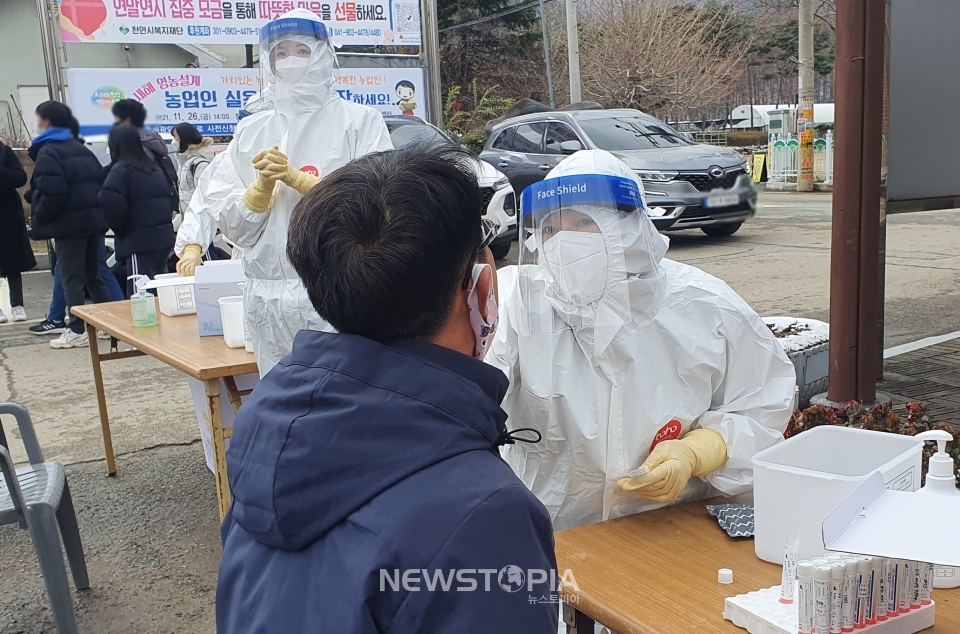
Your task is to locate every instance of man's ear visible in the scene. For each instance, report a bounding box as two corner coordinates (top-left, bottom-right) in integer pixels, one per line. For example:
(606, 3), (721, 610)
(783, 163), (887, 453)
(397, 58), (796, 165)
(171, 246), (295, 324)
(475, 263), (494, 322)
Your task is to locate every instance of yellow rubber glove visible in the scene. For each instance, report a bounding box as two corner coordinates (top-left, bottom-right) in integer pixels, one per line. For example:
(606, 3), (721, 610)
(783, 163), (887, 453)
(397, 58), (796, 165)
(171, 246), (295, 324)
(254, 147), (321, 195)
(617, 428), (728, 503)
(176, 243), (203, 276)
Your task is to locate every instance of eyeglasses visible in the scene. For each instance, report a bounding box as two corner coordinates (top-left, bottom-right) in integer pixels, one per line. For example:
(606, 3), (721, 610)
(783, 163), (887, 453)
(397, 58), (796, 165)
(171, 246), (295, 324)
(462, 218), (499, 289)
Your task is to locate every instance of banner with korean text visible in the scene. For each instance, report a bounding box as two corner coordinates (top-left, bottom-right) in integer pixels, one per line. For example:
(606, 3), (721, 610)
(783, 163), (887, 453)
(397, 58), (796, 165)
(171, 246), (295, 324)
(66, 67), (426, 136)
(57, 0), (421, 45)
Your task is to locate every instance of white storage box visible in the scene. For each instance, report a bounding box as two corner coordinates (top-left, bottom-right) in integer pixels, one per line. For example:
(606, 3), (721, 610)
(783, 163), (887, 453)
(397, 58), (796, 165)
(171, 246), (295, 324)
(753, 426), (921, 563)
(144, 273), (196, 317)
(193, 260), (245, 337)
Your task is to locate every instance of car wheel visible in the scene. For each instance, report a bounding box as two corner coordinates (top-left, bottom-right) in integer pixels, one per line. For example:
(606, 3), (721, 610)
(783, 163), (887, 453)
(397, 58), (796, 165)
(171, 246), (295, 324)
(490, 240), (512, 261)
(701, 222), (742, 238)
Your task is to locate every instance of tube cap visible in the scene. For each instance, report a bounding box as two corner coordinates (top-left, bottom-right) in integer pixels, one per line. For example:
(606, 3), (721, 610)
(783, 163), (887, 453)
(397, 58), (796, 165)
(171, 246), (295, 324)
(815, 565), (833, 582)
(797, 561), (815, 579)
(832, 562), (846, 579)
(858, 556), (874, 574)
(718, 568), (734, 584)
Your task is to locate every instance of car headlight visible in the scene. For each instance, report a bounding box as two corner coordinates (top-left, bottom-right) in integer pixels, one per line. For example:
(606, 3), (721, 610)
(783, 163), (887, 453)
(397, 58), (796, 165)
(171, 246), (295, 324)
(493, 177), (511, 190)
(635, 171), (678, 182)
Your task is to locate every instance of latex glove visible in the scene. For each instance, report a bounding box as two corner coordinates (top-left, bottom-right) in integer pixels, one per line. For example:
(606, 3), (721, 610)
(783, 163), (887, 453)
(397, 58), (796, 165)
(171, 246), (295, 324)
(176, 244), (203, 276)
(242, 172), (276, 213)
(617, 428), (728, 503)
(254, 147), (320, 195)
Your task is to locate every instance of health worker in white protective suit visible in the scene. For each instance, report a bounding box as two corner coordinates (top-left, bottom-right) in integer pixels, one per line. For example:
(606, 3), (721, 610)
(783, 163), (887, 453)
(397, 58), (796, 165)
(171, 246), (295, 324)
(487, 150), (796, 531)
(176, 9), (393, 374)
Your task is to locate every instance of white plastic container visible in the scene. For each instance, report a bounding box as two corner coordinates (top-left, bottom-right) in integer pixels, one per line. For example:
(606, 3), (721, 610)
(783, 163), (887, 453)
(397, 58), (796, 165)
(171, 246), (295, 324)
(753, 426), (921, 564)
(144, 273), (196, 317)
(218, 296), (246, 349)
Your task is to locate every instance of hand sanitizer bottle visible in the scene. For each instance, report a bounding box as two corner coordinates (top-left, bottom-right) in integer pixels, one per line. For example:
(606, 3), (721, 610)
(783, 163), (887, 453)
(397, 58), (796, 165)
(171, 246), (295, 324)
(915, 430), (960, 588)
(129, 275), (157, 328)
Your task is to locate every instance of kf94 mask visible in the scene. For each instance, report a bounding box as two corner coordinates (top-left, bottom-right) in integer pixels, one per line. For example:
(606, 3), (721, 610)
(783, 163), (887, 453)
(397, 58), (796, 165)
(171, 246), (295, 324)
(542, 231), (608, 305)
(467, 264), (499, 360)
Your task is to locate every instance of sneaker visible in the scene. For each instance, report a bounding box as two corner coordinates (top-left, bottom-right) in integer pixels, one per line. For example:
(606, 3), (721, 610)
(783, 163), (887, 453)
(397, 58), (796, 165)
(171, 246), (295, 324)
(97, 329), (111, 340)
(11, 306), (27, 322)
(50, 330), (89, 349)
(0, 313), (6, 324)
(29, 319), (66, 335)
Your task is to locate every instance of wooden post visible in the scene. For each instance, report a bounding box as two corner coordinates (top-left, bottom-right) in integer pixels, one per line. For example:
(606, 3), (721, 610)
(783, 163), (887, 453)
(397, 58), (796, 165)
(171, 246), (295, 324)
(205, 378), (232, 520)
(826, 0), (885, 403)
(86, 322), (117, 475)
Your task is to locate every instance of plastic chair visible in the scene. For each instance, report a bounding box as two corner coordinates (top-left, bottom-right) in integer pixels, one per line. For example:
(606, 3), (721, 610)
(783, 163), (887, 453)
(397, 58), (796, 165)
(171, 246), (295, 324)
(0, 402), (88, 634)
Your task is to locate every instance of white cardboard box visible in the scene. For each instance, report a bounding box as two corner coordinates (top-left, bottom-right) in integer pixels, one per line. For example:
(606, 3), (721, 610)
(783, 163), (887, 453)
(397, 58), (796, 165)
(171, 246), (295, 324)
(193, 261), (245, 337)
(823, 471), (960, 565)
(187, 373), (260, 473)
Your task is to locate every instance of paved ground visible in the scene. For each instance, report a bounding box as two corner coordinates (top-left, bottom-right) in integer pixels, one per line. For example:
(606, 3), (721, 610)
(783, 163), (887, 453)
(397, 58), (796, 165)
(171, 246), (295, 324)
(2, 190), (960, 632)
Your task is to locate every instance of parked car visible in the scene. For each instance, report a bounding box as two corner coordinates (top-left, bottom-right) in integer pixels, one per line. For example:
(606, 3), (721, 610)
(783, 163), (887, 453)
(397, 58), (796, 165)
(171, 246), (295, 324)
(480, 109), (756, 237)
(384, 116), (518, 260)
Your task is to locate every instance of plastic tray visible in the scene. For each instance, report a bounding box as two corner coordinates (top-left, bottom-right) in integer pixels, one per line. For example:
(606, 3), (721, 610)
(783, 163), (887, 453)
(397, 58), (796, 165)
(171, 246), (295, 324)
(723, 585), (935, 634)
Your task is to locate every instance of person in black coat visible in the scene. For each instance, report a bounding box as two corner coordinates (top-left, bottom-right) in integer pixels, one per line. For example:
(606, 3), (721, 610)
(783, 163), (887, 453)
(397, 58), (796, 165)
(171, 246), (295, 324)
(98, 124), (175, 294)
(29, 101), (111, 349)
(0, 142), (36, 323)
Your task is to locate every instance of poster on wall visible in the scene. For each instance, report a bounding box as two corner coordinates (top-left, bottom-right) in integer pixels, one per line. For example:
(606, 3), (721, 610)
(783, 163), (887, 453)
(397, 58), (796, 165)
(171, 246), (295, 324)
(56, 0), (421, 46)
(66, 67), (426, 136)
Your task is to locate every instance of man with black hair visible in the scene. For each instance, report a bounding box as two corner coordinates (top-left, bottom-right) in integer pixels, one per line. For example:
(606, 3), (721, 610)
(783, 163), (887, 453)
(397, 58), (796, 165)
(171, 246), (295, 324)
(111, 98), (178, 210)
(216, 144), (558, 634)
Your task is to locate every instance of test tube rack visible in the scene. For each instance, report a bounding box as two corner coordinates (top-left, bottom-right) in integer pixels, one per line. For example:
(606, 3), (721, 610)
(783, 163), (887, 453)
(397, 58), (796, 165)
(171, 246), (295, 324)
(723, 585), (936, 634)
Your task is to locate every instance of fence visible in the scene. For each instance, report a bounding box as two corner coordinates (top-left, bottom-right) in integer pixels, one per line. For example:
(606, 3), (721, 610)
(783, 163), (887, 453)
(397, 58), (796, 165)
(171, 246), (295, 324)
(768, 130), (834, 184)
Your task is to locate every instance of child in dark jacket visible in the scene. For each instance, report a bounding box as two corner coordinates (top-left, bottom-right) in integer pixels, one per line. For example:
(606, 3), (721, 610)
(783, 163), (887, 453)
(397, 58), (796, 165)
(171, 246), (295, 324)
(98, 125), (176, 294)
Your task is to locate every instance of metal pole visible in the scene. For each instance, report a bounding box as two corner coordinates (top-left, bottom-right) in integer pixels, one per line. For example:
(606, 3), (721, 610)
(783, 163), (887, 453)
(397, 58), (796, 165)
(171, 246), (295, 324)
(565, 0), (581, 104)
(797, 0), (815, 191)
(826, 0), (884, 403)
(539, 0), (556, 109)
(245, 44), (254, 68)
(420, 0), (443, 126)
(35, 0), (65, 101)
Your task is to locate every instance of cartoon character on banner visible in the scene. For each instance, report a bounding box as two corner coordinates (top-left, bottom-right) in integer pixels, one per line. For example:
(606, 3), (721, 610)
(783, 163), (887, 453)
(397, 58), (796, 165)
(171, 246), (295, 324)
(394, 80), (416, 116)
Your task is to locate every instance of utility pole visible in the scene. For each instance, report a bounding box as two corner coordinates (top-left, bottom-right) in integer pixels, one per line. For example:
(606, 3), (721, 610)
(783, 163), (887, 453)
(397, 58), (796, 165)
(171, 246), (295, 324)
(420, 0), (443, 127)
(538, 0), (556, 109)
(797, 0), (815, 191)
(565, 0), (581, 104)
(36, 0), (65, 101)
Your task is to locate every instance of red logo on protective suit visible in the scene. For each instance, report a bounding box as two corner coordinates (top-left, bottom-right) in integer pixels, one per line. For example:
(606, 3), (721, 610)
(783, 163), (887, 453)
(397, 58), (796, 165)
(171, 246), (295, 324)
(300, 165), (320, 177)
(650, 419), (682, 451)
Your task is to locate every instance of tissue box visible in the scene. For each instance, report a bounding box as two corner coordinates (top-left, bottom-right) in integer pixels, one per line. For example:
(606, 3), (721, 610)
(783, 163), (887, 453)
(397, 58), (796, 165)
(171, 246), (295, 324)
(193, 260), (245, 337)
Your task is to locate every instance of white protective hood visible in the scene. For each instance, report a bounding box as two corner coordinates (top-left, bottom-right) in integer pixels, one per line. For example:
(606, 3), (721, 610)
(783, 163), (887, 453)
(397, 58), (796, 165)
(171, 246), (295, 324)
(487, 150), (797, 530)
(181, 8), (394, 375)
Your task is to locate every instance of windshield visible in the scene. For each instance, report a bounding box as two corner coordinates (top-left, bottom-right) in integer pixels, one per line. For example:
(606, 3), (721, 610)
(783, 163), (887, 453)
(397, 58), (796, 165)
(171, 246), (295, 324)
(388, 123), (451, 148)
(578, 117), (692, 151)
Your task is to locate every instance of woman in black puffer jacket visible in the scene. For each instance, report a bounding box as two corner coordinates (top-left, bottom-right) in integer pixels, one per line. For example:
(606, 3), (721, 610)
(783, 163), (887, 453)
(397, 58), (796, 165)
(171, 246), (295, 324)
(98, 125), (176, 294)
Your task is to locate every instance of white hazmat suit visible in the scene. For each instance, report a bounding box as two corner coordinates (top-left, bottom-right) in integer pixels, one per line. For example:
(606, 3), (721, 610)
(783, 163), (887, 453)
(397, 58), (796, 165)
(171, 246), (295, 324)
(179, 9), (393, 374)
(487, 150), (796, 530)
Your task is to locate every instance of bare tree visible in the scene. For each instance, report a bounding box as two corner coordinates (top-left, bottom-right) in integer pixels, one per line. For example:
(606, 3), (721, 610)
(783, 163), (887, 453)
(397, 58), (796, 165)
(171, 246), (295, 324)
(562, 0), (753, 121)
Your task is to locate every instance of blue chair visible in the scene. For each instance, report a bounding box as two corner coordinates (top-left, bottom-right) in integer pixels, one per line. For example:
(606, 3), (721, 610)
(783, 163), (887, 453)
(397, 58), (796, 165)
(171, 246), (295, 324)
(0, 402), (87, 633)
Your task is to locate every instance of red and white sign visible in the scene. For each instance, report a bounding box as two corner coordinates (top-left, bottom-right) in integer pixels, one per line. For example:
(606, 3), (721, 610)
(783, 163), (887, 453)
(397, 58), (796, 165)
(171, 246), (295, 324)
(650, 419), (683, 452)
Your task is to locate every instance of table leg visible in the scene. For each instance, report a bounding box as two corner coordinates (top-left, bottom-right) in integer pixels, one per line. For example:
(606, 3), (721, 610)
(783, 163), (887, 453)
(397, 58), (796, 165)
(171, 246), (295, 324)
(85, 322), (117, 476)
(562, 602), (596, 634)
(204, 378), (232, 520)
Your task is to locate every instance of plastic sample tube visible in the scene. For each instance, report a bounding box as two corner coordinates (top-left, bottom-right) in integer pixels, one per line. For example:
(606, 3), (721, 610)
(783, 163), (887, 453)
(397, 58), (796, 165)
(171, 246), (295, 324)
(899, 560), (913, 613)
(815, 565), (833, 634)
(886, 559), (900, 617)
(921, 562), (933, 605)
(912, 561), (923, 609)
(797, 560), (815, 634)
(868, 557), (884, 625)
(876, 558), (888, 621)
(780, 536), (800, 603)
(842, 557), (858, 632)
(856, 556), (873, 628)
(831, 562), (845, 633)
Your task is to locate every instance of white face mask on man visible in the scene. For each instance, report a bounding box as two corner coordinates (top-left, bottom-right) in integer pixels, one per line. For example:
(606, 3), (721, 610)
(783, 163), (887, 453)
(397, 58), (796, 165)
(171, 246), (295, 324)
(466, 263), (499, 360)
(542, 231), (608, 305)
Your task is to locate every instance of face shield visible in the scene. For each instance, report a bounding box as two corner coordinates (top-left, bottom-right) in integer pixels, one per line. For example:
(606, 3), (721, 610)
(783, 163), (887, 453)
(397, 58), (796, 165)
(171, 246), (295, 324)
(258, 10), (337, 108)
(516, 150), (668, 352)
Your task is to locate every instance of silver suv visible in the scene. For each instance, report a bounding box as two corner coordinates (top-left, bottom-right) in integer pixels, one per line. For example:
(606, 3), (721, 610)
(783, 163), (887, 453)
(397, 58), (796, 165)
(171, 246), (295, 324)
(480, 108), (756, 237)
